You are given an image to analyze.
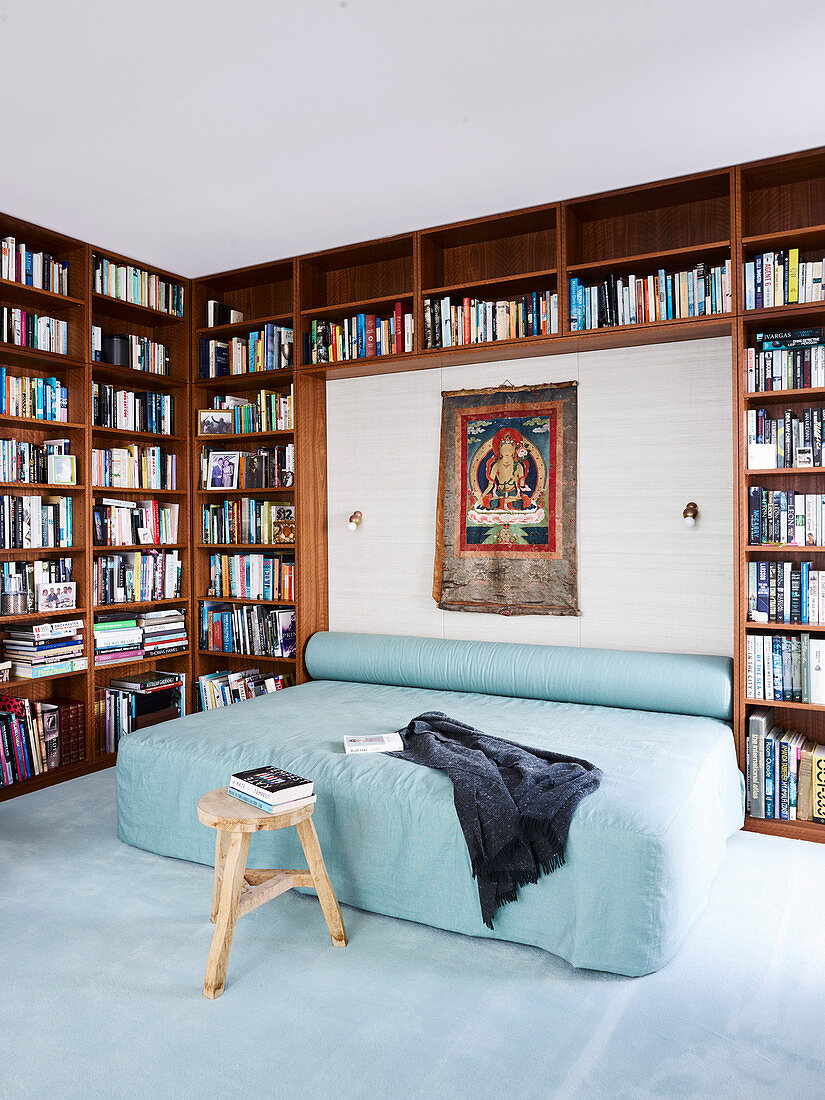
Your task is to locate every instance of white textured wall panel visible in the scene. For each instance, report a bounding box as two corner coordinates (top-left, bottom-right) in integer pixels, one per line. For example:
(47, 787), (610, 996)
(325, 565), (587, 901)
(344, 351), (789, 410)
(326, 337), (733, 656)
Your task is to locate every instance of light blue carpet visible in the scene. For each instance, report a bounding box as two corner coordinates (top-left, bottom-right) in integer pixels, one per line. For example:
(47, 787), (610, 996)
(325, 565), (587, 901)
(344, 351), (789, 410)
(1, 769), (824, 1100)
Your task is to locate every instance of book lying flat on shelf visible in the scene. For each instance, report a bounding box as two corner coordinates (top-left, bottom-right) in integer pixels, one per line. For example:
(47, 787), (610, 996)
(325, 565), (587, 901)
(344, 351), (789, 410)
(229, 766), (313, 806)
(343, 732), (404, 754)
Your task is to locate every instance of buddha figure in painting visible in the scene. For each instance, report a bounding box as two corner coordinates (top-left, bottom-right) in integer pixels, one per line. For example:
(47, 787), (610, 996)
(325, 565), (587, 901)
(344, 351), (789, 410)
(479, 429), (533, 511)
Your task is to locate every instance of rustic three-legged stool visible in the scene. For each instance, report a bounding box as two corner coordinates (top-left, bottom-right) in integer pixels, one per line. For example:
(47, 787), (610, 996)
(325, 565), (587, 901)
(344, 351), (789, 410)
(197, 787), (347, 998)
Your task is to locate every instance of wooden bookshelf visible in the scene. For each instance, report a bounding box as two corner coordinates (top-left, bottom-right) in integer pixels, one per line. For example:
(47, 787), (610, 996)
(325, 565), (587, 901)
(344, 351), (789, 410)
(0, 231), (190, 798)
(5, 144), (825, 833)
(89, 247), (191, 728)
(190, 262), (301, 701)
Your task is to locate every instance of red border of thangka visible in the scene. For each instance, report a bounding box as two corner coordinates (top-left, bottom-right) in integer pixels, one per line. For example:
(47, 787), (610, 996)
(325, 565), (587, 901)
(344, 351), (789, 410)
(453, 400), (563, 560)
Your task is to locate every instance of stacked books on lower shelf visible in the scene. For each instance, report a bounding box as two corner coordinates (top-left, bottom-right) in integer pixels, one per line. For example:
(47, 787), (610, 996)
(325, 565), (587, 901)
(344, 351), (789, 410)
(94, 608), (187, 666)
(199, 601), (296, 658)
(227, 766), (314, 814)
(0, 694), (85, 787)
(746, 708), (825, 822)
(2, 618), (87, 679)
(746, 631), (825, 703)
(95, 670), (186, 752)
(198, 668), (290, 710)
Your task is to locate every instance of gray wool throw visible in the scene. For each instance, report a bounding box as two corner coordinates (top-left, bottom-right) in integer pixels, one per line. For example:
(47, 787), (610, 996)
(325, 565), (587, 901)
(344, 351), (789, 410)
(390, 711), (602, 928)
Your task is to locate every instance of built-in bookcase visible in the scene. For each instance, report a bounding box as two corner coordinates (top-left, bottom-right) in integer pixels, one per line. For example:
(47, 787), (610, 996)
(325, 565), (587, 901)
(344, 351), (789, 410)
(0, 237), (190, 799)
(5, 146), (825, 834)
(190, 261), (326, 699)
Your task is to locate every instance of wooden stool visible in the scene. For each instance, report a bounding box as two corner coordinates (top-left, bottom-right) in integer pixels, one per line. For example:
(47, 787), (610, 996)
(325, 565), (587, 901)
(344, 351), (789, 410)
(197, 787), (347, 999)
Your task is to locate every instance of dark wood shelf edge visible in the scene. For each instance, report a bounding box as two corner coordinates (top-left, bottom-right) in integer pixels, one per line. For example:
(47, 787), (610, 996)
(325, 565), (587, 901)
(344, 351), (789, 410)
(743, 816), (825, 843)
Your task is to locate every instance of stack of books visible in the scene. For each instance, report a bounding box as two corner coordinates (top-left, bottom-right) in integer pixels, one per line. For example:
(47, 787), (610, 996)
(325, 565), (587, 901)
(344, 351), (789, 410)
(309, 303), (414, 362)
(0, 370), (68, 421)
(92, 384), (175, 436)
(2, 618), (86, 679)
(96, 670), (186, 752)
(0, 557), (74, 612)
(0, 436), (75, 486)
(93, 548), (181, 604)
(198, 325), (293, 377)
(199, 602), (295, 658)
(91, 327), (170, 375)
(227, 765), (314, 814)
(744, 249), (825, 309)
(93, 255), (184, 316)
(197, 668), (289, 710)
(0, 307), (68, 354)
(93, 614), (144, 666)
(423, 293), (556, 349)
(0, 695), (81, 787)
(137, 609), (187, 657)
(206, 555), (294, 602)
(0, 492), (75, 549)
(205, 300), (243, 326)
(570, 262), (731, 330)
(1, 238), (69, 294)
(746, 708), (825, 821)
(203, 387), (293, 434)
(91, 445), (176, 490)
(92, 498), (179, 547)
(746, 631), (825, 703)
(745, 327), (824, 393)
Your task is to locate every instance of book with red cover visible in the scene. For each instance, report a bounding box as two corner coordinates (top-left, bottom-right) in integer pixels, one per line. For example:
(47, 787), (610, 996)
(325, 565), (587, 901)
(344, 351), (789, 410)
(394, 302), (404, 355)
(365, 315), (376, 358)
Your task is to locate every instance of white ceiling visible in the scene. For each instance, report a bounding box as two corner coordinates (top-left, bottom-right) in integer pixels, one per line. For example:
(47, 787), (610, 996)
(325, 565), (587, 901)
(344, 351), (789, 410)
(3, 0), (825, 278)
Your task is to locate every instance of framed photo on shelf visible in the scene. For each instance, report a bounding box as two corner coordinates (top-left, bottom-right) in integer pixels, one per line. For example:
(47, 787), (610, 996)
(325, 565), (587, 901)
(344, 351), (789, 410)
(137, 528), (155, 545)
(207, 452), (239, 490)
(47, 454), (77, 485)
(37, 582), (77, 612)
(198, 409), (234, 436)
(242, 454), (265, 489)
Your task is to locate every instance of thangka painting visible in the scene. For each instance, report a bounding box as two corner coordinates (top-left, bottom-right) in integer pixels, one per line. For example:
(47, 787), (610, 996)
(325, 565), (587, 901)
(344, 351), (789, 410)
(433, 382), (579, 615)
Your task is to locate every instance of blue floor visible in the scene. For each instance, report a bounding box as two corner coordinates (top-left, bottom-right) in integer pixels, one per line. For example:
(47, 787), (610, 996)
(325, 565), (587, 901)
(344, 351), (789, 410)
(1, 768), (824, 1099)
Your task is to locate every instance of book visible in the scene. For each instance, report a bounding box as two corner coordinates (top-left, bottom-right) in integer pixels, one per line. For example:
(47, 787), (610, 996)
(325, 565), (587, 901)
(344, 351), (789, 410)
(226, 788), (316, 815)
(108, 671), (184, 693)
(229, 766), (313, 806)
(343, 732), (404, 754)
(812, 744), (825, 824)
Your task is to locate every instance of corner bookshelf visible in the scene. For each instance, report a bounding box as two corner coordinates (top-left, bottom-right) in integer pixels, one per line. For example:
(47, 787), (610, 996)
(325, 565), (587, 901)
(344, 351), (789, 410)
(0, 215), (94, 798)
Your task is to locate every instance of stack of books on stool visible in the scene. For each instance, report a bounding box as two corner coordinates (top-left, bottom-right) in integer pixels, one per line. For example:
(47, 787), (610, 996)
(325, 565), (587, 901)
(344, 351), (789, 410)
(227, 766), (315, 814)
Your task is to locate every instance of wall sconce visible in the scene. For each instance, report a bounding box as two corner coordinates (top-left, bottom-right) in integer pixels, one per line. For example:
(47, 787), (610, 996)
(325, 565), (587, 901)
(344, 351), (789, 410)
(683, 502), (699, 528)
(348, 510), (363, 531)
